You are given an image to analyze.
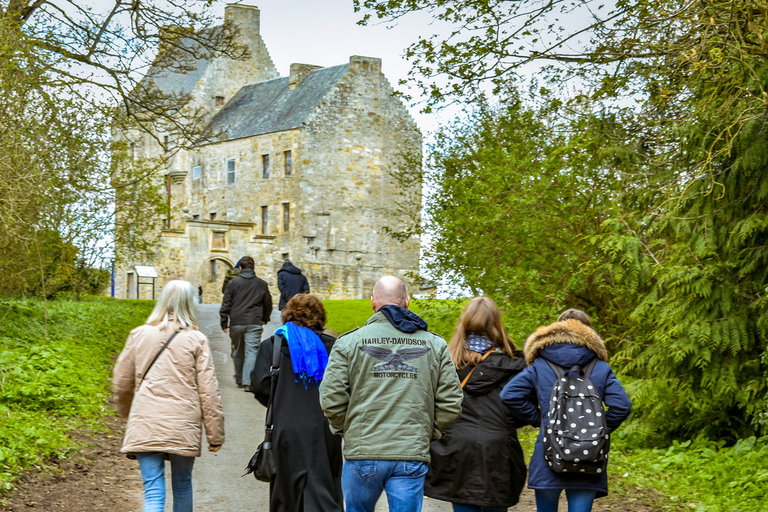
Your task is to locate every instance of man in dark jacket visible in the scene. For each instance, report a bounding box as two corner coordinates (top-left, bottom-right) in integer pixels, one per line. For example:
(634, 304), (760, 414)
(277, 258), (309, 310)
(220, 256), (272, 392)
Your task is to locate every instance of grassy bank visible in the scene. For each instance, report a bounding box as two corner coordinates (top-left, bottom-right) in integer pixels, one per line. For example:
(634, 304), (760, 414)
(323, 298), (468, 340)
(0, 297), (154, 490)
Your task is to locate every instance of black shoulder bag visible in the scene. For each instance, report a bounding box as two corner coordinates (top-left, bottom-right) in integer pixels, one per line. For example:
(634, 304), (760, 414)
(244, 334), (282, 482)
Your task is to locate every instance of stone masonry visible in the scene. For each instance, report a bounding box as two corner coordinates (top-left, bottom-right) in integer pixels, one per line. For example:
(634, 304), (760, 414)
(115, 3), (421, 304)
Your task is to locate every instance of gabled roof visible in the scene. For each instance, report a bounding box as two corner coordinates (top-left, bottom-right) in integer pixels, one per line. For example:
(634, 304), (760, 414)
(144, 57), (210, 96)
(141, 36), (211, 96)
(202, 64), (349, 143)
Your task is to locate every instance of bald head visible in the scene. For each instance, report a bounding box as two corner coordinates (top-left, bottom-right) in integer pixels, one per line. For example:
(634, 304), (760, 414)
(371, 276), (410, 311)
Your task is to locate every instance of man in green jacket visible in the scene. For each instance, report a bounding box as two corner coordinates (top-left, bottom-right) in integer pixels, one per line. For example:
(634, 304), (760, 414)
(319, 275), (463, 512)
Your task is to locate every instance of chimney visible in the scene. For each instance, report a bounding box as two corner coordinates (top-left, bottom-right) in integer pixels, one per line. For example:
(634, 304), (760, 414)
(225, 3), (260, 37)
(289, 63), (322, 90)
(349, 55), (382, 74)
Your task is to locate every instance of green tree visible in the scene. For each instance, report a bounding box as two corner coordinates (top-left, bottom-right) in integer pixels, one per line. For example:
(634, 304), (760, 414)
(359, 0), (768, 439)
(423, 92), (631, 339)
(0, 16), (163, 297)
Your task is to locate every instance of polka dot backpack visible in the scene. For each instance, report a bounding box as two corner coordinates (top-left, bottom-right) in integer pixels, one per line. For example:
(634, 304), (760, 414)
(542, 358), (609, 474)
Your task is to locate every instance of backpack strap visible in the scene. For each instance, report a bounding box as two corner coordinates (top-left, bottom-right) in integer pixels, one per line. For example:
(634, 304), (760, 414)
(544, 359), (566, 380)
(545, 357), (600, 379)
(582, 357), (599, 379)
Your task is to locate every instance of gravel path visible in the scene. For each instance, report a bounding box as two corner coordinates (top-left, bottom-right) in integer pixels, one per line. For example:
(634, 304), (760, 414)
(190, 304), (538, 511)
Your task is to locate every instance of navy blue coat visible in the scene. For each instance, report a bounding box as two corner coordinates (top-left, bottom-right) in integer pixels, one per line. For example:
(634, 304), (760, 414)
(500, 341), (631, 497)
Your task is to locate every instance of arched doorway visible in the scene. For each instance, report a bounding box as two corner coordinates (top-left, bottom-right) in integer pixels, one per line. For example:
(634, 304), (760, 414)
(199, 256), (234, 305)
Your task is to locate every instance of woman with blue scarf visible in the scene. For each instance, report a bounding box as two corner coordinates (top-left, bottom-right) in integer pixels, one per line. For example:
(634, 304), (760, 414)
(425, 297), (528, 512)
(250, 293), (342, 512)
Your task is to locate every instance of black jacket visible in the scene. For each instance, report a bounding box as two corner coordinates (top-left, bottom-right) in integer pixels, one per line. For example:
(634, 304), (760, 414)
(425, 350), (528, 508)
(251, 333), (343, 512)
(219, 268), (272, 329)
(277, 264), (309, 310)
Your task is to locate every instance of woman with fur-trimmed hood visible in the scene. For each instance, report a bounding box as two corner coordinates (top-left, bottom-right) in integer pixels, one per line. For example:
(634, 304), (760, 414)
(500, 309), (631, 512)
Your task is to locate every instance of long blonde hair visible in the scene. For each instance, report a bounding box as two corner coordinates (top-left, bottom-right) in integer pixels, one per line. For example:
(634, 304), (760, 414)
(146, 280), (198, 331)
(449, 297), (518, 369)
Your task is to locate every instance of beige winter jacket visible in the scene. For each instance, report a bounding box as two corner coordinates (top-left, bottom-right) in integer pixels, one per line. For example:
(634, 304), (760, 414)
(113, 324), (225, 457)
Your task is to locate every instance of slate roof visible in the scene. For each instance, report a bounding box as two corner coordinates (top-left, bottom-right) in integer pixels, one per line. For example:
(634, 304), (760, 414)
(142, 38), (210, 96)
(202, 64), (349, 143)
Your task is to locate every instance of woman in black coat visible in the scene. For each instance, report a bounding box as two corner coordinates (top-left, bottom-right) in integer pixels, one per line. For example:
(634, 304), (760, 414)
(425, 297), (527, 512)
(250, 294), (343, 512)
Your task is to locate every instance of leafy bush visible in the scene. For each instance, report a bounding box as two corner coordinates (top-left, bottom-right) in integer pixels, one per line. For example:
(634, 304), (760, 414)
(611, 434), (768, 511)
(0, 297), (154, 490)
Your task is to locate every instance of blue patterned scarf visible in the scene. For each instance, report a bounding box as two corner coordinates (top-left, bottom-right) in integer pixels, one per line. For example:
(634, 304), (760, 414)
(274, 322), (328, 386)
(466, 334), (494, 354)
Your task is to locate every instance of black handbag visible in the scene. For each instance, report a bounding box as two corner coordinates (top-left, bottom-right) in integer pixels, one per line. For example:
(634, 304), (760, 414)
(244, 334), (283, 482)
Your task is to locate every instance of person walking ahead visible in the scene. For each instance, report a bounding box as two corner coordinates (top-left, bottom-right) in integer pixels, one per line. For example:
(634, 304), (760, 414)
(250, 294), (343, 512)
(277, 258), (309, 310)
(501, 309), (631, 512)
(220, 256), (272, 391)
(320, 275), (464, 512)
(425, 296), (528, 512)
(113, 280), (225, 512)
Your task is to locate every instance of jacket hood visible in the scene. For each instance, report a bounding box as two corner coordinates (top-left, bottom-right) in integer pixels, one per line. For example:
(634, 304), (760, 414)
(279, 264), (302, 275)
(239, 268), (256, 279)
(464, 350), (526, 396)
(376, 305), (428, 333)
(523, 319), (608, 365)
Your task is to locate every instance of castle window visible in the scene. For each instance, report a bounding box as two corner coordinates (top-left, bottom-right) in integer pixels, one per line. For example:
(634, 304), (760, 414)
(210, 212), (217, 220)
(261, 206), (269, 235)
(212, 231), (227, 251)
(192, 165), (201, 180)
(164, 135), (170, 153)
(130, 142), (136, 160)
(283, 203), (290, 233)
(262, 154), (270, 179)
(210, 260), (217, 283)
(227, 159), (236, 185)
(284, 150), (292, 176)
(215, 96), (225, 106)
(192, 214), (200, 221)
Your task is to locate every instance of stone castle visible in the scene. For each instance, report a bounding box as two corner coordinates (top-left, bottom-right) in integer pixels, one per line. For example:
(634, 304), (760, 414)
(114, 3), (422, 304)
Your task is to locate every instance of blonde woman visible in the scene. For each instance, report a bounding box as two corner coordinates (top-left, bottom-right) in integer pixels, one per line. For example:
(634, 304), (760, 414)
(113, 280), (225, 512)
(425, 297), (527, 512)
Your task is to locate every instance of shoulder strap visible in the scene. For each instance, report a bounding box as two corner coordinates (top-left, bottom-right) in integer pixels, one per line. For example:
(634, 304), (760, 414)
(141, 330), (180, 383)
(460, 349), (494, 388)
(544, 359), (567, 380)
(264, 334), (284, 428)
(582, 357), (599, 379)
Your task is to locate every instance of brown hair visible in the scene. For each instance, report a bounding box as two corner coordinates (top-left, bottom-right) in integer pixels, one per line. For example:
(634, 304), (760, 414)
(449, 297), (518, 369)
(281, 293), (326, 331)
(557, 308), (592, 327)
(239, 256), (254, 269)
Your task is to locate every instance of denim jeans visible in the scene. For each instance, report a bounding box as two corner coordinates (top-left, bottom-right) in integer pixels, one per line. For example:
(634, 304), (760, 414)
(452, 504), (507, 512)
(230, 324), (263, 386)
(136, 452), (195, 512)
(342, 459), (428, 512)
(534, 488), (596, 512)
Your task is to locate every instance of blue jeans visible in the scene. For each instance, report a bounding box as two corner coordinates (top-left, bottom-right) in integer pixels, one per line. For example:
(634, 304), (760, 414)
(136, 452), (195, 512)
(535, 489), (596, 512)
(453, 504), (507, 512)
(230, 324), (263, 386)
(342, 459), (428, 512)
